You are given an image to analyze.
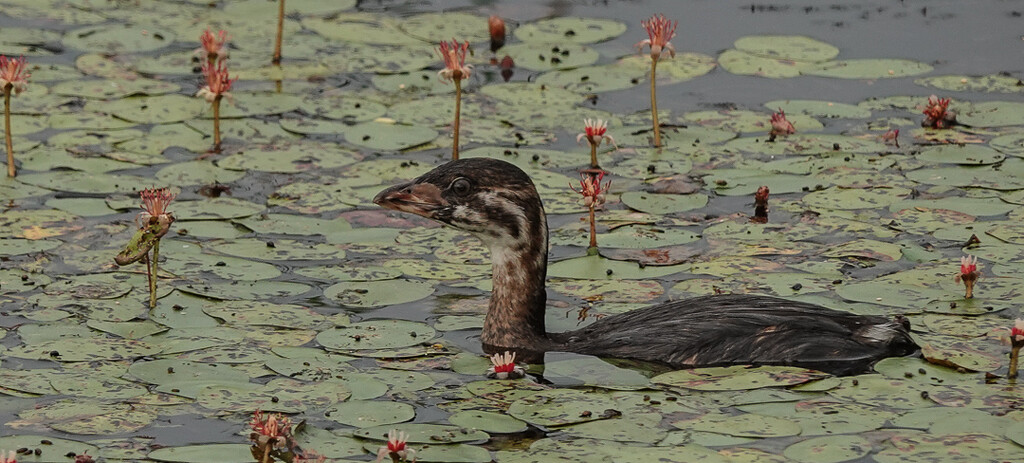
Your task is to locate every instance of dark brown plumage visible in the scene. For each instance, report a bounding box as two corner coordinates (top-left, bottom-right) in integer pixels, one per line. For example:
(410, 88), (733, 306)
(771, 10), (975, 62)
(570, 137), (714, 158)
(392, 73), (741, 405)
(374, 158), (918, 375)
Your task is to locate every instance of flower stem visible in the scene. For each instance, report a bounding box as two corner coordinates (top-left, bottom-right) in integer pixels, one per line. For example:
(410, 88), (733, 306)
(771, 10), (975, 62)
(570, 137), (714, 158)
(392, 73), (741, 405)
(1010, 345), (1020, 379)
(589, 142), (598, 169)
(261, 443), (272, 463)
(272, 0), (285, 65)
(588, 205), (597, 249)
(213, 95), (222, 153)
(4, 85), (14, 177)
(650, 59), (661, 148)
(453, 77), (462, 160)
(148, 240), (160, 309)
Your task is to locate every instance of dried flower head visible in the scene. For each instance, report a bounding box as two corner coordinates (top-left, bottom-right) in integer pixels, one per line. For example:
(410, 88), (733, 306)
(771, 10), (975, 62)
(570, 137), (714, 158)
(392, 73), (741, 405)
(571, 171), (611, 208)
(196, 61), (237, 103)
(922, 95), (955, 128)
(437, 39), (472, 83)
(376, 429), (416, 463)
(636, 14), (677, 61)
(73, 452), (94, 463)
(770, 109), (796, 136)
(576, 118), (617, 148)
(486, 351), (526, 379)
(197, 28), (229, 61)
(0, 55), (30, 94)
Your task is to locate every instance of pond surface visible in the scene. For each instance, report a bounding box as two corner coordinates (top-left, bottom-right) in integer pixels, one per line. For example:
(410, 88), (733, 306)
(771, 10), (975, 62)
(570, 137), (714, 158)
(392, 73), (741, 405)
(1, 0), (1024, 461)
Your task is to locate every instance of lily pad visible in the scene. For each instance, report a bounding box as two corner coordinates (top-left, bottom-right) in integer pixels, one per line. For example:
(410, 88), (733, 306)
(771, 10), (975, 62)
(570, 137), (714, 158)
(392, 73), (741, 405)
(734, 35), (839, 62)
(514, 17), (627, 44)
(316, 319), (436, 350)
(802, 59), (933, 79)
(323, 280), (434, 308)
(653, 366), (830, 391)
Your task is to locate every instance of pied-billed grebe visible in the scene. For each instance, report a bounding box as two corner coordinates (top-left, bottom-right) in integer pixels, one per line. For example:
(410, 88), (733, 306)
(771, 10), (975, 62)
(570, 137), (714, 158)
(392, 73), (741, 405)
(374, 158), (918, 375)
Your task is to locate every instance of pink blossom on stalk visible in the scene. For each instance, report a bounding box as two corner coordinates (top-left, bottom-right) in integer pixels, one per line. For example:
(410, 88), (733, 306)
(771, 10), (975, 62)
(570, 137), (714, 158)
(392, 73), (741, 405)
(571, 171), (611, 207)
(137, 187), (175, 231)
(0, 450), (16, 463)
(636, 14), (677, 61)
(954, 255), (979, 299)
(436, 39), (472, 83)
(0, 55), (29, 94)
(1011, 319), (1024, 345)
(196, 61), (237, 103)
(73, 453), (94, 463)
(196, 28), (229, 62)
(769, 109), (796, 137)
(376, 430), (416, 463)
(486, 351), (526, 379)
(576, 118), (616, 148)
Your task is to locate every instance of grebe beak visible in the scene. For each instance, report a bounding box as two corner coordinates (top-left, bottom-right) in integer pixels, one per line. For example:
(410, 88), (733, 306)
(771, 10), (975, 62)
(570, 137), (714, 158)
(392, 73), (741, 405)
(373, 181), (446, 218)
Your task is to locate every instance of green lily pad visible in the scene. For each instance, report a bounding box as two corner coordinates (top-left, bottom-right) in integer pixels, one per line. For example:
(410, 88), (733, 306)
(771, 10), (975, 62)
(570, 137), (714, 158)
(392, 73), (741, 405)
(147, 443), (253, 463)
(543, 352), (650, 390)
(99, 94), (205, 124)
(783, 435), (871, 463)
(323, 279), (434, 308)
(508, 388), (618, 427)
(917, 144), (1004, 165)
(325, 400), (415, 428)
(619, 191), (708, 215)
(802, 187), (912, 211)
(653, 365), (830, 391)
(317, 319), (436, 350)
(718, 48), (812, 78)
(515, 17), (627, 44)
(0, 436), (99, 462)
(958, 100), (1024, 127)
(448, 410), (529, 434)
(64, 24), (174, 53)
(678, 412), (801, 438)
(734, 35), (839, 62)
(548, 254), (686, 280)
(400, 11), (491, 42)
(874, 433), (1023, 463)
(354, 423), (489, 444)
(502, 43), (600, 71)
(802, 59), (933, 79)
(915, 73), (1024, 93)
(343, 121), (437, 151)
(19, 399), (157, 434)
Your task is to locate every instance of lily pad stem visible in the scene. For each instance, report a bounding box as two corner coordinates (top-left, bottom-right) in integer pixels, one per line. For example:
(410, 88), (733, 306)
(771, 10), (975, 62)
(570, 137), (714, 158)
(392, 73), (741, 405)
(213, 94), (222, 153)
(148, 240), (160, 309)
(4, 84), (14, 177)
(650, 58), (661, 148)
(453, 77), (462, 160)
(272, 0), (285, 65)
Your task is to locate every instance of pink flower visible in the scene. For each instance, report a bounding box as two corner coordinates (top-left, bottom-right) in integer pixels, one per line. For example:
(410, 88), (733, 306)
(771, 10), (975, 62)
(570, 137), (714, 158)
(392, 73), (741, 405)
(74, 453), (95, 463)
(0, 450), (16, 463)
(954, 255), (979, 299)
(770, 109), (796, 136)
(250, 409), (292, 449)
(436, 39), (472, 83)
(137, 187), (175, 232)
(196, 28), (229, 61)
(922, 95), (955, 129)
(576, 118), (616, 148)
(0, 55), (30, 94)
(196, 61), (237, 103)
(376, 430), (416, 463)
(571, 171), (611, 208)
(636, 14), (677, 61)
(486, 351), (526, 379)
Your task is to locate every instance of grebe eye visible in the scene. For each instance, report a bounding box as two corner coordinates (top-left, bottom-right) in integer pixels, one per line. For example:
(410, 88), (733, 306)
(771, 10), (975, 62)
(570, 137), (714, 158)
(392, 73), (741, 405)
(451, 178), (471, 195)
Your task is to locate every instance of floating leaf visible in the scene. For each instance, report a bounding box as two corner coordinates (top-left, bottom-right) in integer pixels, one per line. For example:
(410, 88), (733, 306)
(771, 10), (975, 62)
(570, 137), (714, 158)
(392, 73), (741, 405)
(653, 366), (829, 391)
(64, 24), (174, 53)
(323, 280), (434, 308)
(734, 35), (839, 62)
(317, 320), (436, 350)
(802, 59), (933, 79)
(783, 435), (871, 463)
(515, 17), (627, 44)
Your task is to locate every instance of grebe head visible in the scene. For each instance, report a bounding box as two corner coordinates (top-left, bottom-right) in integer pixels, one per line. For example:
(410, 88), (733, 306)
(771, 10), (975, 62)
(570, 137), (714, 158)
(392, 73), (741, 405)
(373, 158), (545, 249)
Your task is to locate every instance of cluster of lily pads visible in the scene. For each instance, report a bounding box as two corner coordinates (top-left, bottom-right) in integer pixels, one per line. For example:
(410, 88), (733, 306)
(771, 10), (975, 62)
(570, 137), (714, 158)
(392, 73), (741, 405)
(2, 0), (1024, 462)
